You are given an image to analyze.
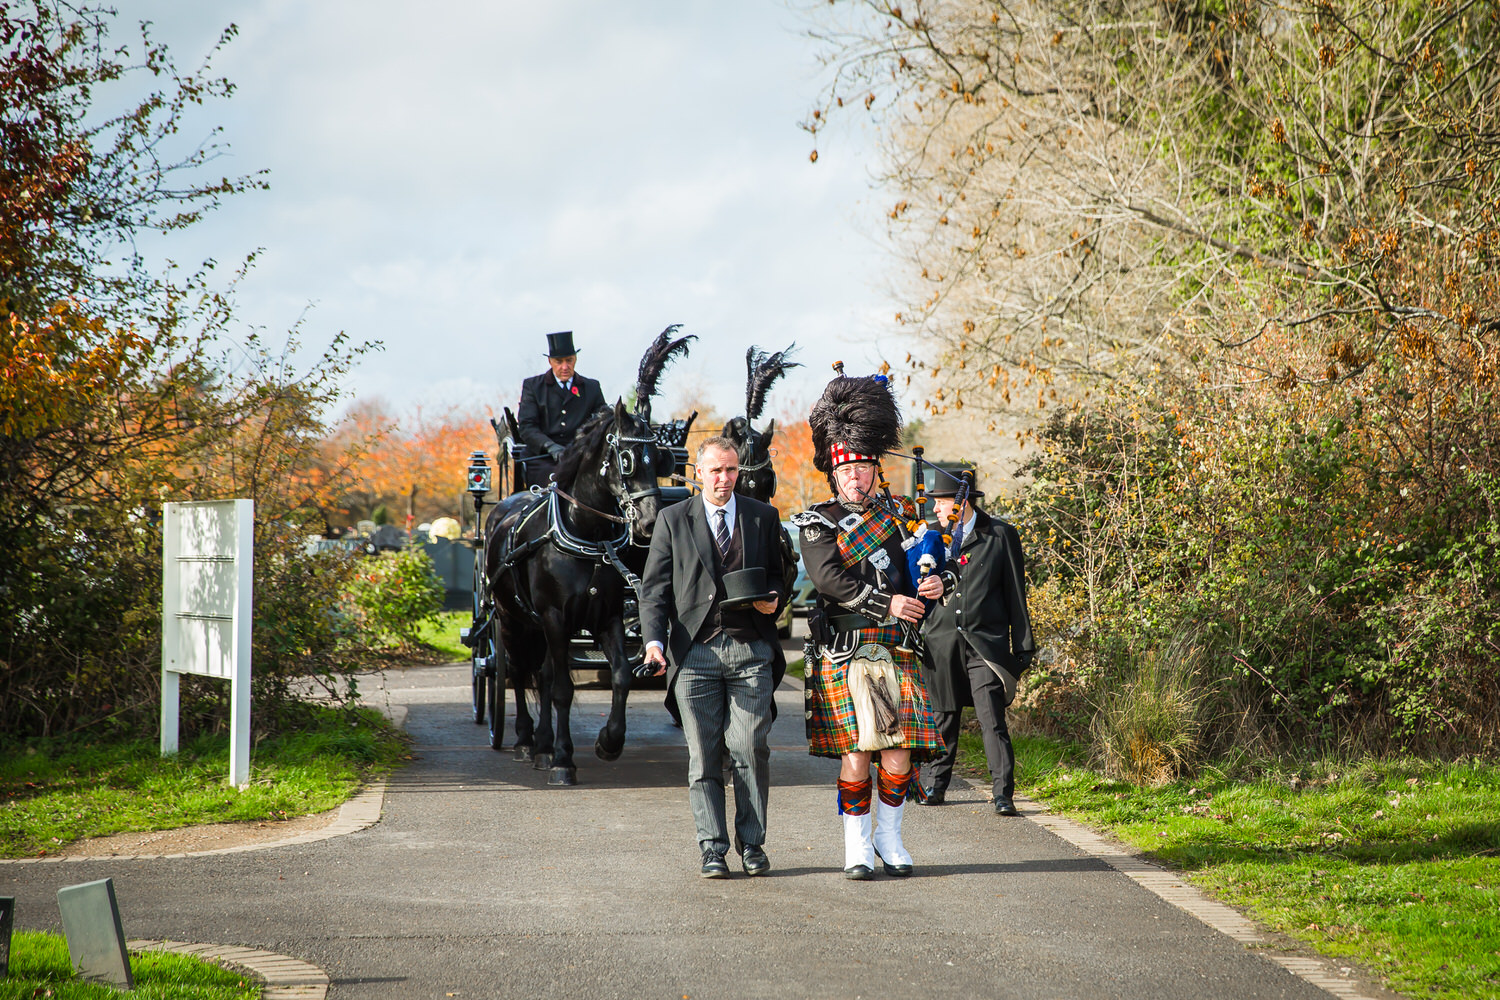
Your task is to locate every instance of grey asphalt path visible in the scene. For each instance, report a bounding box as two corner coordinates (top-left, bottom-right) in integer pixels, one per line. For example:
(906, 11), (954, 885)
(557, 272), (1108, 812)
(6, 661), (1340, 1000)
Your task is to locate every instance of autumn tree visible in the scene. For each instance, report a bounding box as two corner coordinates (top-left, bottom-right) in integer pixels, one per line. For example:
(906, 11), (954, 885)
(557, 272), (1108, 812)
(321, 399), (506, 528)
(807, 0), (1500, 752)
(1, 3), (375, 737)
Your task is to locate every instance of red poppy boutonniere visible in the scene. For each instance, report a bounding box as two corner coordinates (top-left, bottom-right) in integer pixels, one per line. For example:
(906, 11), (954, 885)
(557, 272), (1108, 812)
(570, 385), (580, 396)
(957, 554), (970, 566)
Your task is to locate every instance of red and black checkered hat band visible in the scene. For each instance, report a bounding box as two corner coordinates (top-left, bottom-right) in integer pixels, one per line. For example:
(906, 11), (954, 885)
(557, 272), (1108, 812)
(829, 441), (878, 467)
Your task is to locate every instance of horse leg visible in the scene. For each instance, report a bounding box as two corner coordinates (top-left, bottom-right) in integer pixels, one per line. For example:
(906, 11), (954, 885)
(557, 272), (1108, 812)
(510, 630), (538, 762)
(594, 619), (631, 762)
(531, 613), (566, 773)
(548, 638), (579, 786)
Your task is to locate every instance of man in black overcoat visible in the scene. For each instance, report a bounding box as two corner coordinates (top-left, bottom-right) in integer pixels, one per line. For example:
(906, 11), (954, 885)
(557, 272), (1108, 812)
(640, 436), (787, 878)
(516, 331), (608, 486)
(919, 467), (1036, 815)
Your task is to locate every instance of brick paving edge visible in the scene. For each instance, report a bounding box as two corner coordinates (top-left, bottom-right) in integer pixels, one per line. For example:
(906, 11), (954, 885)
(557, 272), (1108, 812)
(131, 938), (329, 999)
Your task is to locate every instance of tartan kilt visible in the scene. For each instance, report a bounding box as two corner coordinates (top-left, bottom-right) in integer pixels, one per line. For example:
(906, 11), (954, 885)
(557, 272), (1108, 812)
(806, 623), (943, 761)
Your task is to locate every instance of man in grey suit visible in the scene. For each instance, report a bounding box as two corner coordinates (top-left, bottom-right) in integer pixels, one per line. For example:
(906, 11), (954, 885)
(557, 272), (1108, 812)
(641, 437), (787, 878)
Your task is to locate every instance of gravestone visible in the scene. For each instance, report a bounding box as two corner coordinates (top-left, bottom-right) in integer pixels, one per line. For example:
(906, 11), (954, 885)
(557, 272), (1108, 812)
(57, 878), (133, 989)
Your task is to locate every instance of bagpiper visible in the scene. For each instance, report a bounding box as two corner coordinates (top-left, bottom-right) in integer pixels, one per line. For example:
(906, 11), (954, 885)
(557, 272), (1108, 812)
(793, 369), (953, 879)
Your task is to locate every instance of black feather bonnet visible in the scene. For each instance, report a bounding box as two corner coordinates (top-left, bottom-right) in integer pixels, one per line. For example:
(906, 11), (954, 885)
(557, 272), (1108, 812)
(808, 372), (903, 475)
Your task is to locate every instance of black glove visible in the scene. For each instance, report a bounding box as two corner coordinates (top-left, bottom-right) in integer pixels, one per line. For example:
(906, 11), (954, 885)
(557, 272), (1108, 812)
(1017, 650), (1036, 674)
(631, 660), (659, 679)
(547, 443), (565, 460)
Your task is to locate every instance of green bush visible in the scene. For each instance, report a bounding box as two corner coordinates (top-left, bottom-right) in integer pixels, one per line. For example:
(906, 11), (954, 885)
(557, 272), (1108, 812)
(1009, 376), (1500, 757)
(343, 547), (444, 649)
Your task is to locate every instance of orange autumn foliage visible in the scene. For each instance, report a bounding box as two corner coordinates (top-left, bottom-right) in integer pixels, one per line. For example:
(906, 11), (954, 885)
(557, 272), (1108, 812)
(322, 400), (502, 527)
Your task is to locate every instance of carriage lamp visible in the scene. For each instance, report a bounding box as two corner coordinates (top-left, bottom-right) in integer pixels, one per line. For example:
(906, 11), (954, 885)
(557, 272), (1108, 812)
(466, 450), (491, 498)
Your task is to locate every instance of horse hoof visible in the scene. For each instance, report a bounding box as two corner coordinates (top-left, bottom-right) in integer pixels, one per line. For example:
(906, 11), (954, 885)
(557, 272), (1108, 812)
(595, 737), (622, 763)
(548, 766), (577, 786)
(513, 745), (534, 763)
(532, 752), (553, 770)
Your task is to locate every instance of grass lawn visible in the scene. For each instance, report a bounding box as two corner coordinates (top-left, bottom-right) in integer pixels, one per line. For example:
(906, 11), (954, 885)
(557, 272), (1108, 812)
(414, 610), (470, 663)
(0, 705), (407, 859)
(0, 931), (259, 999)
(959, 729), (1500, 1000)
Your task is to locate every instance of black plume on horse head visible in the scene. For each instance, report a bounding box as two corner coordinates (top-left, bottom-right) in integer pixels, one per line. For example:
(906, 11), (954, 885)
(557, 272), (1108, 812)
(634, 324), (696, 420)
(744, 343), (801, 422)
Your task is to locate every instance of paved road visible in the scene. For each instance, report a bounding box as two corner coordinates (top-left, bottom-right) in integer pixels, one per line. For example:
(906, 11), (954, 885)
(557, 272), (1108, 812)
(6, 662), (1339, 999)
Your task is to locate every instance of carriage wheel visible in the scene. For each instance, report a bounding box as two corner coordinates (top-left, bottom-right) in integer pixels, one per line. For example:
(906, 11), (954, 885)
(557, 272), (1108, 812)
(471, 549), (492, 725)
(488, 615), (508, 751)
(471, 665), (489, 726)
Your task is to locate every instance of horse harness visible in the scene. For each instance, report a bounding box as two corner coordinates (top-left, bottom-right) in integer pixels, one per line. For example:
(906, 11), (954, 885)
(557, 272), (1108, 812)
(495, 484), (648, 627)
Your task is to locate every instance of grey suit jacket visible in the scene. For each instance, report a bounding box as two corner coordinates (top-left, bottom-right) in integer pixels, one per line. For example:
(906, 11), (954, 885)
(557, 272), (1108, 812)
(640, 494), (788, 699)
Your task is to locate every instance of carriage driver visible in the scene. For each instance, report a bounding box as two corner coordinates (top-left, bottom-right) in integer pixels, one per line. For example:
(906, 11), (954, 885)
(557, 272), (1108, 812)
(516, 331), (609, 487)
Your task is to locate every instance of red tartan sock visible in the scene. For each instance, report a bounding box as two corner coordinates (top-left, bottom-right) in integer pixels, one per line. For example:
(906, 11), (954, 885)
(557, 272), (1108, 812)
(837, 778), (872, 816)
(877, 766), (913, 807)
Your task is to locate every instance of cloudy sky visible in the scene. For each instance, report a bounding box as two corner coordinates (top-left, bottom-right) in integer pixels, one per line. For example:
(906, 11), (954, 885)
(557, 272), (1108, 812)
(119, 0), (904, 426)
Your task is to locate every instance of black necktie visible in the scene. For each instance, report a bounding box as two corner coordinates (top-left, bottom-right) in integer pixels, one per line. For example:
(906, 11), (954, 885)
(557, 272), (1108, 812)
(713, 508), (730, 557)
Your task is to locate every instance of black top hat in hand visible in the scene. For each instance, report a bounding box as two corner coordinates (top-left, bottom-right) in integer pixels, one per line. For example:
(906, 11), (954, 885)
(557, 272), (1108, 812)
(928, 465), (983, 500)
(545, 331), (580, 358)
(720, 567), (777, 610)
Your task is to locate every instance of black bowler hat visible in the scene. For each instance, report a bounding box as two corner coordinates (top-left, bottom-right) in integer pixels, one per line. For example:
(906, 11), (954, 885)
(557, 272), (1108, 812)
(545, 331), (580, 358)
(928, 465), (983, 500)
(720, 567), (777, 609)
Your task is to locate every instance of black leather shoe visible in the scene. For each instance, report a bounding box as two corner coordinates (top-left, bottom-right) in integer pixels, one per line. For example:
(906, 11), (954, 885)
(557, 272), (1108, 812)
(701, 849), (730, 878)
(874, 849), (913, 878)
(994, 798), (1020, 817)
(920, 787), (946, 806)
(843, 864), (875, 880)
(741, 845), (770, 876)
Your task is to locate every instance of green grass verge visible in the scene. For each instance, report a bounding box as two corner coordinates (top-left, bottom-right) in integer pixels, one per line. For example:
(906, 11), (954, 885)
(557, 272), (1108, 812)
(0, 931), (259, 999)
(414, 610), (470, 663)
(0, 705), (408, 859)
(968, 729), (1500, 1000)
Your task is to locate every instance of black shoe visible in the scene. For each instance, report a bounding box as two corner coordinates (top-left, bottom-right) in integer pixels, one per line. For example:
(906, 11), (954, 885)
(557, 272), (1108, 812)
(701, 849), (730, 878)
(920, 787), (946, 806)
(741, 845), (771, 876)
(843, 864), (875, 880)
(994, 798), (1020, 817)
(874, 849), (913, 878)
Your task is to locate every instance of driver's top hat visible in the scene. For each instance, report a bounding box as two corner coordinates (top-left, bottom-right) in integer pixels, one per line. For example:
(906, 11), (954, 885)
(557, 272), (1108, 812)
(928, 465), (984, 500)
(545, 331), (579, 358)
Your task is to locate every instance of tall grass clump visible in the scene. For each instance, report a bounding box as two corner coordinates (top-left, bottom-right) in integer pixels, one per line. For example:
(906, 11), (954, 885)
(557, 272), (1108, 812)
(1091, 644), (1206, 785)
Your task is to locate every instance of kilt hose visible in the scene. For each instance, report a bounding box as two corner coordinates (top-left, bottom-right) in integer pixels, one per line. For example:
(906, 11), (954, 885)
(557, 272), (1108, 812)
(807, 623), (942, 768)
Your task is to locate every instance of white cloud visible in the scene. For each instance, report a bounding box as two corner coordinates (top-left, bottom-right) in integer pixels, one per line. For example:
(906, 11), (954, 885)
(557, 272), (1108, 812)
(114, 0), (905, 424)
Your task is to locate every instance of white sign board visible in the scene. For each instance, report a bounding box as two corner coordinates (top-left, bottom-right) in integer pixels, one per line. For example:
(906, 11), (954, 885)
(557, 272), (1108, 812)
(161, 499), (253, 786)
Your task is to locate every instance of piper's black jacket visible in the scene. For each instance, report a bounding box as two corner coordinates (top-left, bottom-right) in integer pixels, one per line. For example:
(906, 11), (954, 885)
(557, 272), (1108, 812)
(920, 508), (1035, 712)
(516, 371), (608, 454)
(795, 498), (909, 626)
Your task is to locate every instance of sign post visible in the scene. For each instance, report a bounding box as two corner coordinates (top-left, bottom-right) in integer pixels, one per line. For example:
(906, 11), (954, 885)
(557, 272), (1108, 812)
(161, 499), (254, 786)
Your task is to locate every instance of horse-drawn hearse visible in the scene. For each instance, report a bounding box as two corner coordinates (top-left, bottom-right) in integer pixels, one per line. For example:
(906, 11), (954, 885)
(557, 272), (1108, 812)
(459, 329), (801, 785)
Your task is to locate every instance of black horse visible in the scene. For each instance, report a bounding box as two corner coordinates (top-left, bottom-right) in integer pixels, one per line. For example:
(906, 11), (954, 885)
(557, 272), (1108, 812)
(723, 344), (802, 600)
(484, 329), (693, 784)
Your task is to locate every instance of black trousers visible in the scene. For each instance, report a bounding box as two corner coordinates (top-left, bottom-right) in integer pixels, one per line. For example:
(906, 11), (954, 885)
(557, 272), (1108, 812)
(927, 658), (1014, 801)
